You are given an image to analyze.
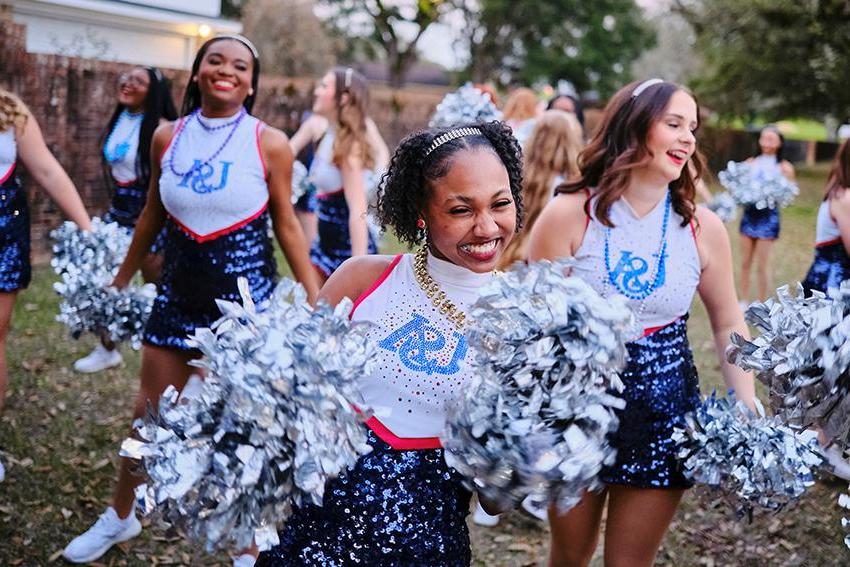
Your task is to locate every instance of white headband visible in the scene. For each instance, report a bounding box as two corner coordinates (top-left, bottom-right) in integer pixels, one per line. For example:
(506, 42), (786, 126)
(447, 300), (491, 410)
(425, 127), (482, 157)
(212, 34), (259, 59)
(344, 68), (354, 89)
(632, 78), (664, 98)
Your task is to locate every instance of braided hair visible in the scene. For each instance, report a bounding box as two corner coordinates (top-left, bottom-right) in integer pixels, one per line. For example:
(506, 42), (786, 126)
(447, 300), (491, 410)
(377, 121), (524, 248)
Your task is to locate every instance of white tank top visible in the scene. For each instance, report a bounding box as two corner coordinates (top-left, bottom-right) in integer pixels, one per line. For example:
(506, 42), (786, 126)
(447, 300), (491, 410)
(0, 128), (16, 183)
(309, 128), (343, 196)
(159, 110), (268, 242)
(572, 192), (701, 333)
(351, 252), (492, 450)
(815, 199), (842, 246)
(103, 110), (142, 184)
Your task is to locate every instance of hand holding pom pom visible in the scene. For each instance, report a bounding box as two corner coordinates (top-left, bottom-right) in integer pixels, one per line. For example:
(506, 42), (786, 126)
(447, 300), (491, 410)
(121, 277), (375, 553)
(719, 160), (798, 210)
(429, 83), (503, 128)
(442, 259), (634, 515)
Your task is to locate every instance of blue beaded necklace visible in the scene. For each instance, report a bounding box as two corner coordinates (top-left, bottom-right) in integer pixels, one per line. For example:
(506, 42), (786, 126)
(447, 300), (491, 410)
(168, 108), (246, 177)
(103, 110), (142, 163)
(603, 189), (671, 301)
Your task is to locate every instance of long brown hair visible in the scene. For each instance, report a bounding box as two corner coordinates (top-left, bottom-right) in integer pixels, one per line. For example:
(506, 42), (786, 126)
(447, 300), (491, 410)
(557, 80), (704, 227)
(826, 138), (850, 201)
(0, 89), (28, 133)
(330, 66), (374, 170)
(499, 110), (583, 268)
(503, 88), (538, 123)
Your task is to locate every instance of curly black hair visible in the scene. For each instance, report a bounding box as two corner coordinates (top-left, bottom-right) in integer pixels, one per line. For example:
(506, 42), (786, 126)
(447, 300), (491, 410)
(376, 121), (524, 248)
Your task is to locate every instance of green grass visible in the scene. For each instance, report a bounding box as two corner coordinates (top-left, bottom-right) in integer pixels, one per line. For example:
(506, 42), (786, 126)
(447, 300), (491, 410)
(0, 164), (847, 565)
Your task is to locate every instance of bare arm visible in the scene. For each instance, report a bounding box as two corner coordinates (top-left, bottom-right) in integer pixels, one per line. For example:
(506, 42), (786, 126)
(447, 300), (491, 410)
(780, 160), (796, 181)
(112, 123), (171, 288)
(15, 107), (91, 230)
(262, 126), (321, 304)
(318, 254), (395, 307)
(694, 206), (756, 408)
(829, 189), (850, 256)
(527, 191), (589, 262)
(288, 114), (327, 156)
(340, 150), (370, 258)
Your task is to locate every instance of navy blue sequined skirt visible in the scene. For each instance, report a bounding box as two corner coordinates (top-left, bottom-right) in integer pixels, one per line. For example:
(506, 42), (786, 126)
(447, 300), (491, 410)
(106, 182), (146, 228)
(739, 205), (780, 240)
(294, 185), (317, 214)
(256, 428), (472, 567)
(601, 315), (701, 489)
(310, 191), (377, 277)
(143, 213), (277, 351)
(802, 242), (850, 296)
(0, 171), (31, 292)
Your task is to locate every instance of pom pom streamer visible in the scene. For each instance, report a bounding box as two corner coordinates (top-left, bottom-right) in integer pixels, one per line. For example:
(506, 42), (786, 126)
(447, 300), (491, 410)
(121, 278), (375, 552)
(290, 161), (313, 205)
(51, 217), (155, 348)
(706, 191), (737, 223)
(840, 487), (850, 549)
(673, 393), (824, 517)
(727, 282), (850, 450)
(429, 83), (502, 128)
(442, 259), (634, 515)
(718, 160), (798, 209)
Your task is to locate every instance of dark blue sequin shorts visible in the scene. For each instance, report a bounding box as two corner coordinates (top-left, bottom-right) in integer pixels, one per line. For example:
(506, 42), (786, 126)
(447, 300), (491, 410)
(802, 242), (850, 296)
(0, 172), (31, 292)
(143, 213), (277, 351)
(310, 191), (377, 277)
(106, 182), (146, 229)
(601, 315), (701, 489)
(739, 205), (780, 240)
(256, 428), (472, 566)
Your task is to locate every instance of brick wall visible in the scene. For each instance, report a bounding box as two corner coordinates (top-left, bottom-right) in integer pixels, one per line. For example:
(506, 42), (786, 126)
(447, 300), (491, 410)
(0, 18), (446, 261)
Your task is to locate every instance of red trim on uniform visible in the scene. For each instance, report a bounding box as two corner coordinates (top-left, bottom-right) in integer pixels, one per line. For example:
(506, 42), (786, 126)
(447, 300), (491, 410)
(169, 201), (268, 243)
(816, 237), (842, 248)
(318, 188), (345, 199)
(114, 178), (139, 187)
(255, 121), (267, 179)
(364, 415), (443, 450)
(642, 316), (680, 338)
(689, 219), (697, 241)
(159, 117), (186, 163)
(312, 262), (330, 279)
(0, 163), (16, 184)
(349, 254), (403, 318)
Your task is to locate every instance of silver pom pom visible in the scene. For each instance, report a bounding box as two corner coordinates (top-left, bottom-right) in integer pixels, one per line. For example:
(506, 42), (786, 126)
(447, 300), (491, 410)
(718, 160), (798, 209)
(674, 393), (825, 517)
(442, 260), (634, 515)
(121, 278), (375, 552)
(429, 83), (502, 128)
(706, 191), (737, 223)
(727, 282), (850, 450)
(839, 488), (850, 548)
(290, 161), (314, 205)
(51, 218), (155, 349)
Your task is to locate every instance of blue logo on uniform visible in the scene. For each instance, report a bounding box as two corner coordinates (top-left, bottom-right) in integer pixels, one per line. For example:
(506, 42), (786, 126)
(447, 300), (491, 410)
(178, 160), (232, 194)
(608, 250), (667, 295)
(378, 314), (467, 375)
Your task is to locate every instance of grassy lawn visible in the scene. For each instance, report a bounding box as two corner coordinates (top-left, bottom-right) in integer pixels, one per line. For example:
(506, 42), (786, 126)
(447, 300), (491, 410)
(1, 163), (847, 565)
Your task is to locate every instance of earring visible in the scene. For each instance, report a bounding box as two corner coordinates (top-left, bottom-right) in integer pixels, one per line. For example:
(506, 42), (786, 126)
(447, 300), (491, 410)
(416, 218), (426, 230)
(249, 88), (254, 95)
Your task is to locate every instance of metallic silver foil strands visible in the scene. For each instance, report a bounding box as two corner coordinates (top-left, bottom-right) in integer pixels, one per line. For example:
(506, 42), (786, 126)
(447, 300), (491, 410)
(718, 160), (799, 210)
(840, 488), (850, 548)
(429, 83), (503, 128)
(673, 393), (825, 517)
(442, 259), (634, 515)
(290, 160), (312, 205)
(51, 217), (155, 349)
(706, 191), (737, 223)
(121, 278), (375, 553)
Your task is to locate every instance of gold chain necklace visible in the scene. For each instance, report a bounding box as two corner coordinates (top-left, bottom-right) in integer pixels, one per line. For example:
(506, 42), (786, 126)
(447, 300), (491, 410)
(413, 245), (467, 329)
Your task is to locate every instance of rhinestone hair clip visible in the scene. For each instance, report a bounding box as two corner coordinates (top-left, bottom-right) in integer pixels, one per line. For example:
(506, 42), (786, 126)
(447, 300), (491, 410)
(424, 127), (482, 157)
(632, 78), (664, 98)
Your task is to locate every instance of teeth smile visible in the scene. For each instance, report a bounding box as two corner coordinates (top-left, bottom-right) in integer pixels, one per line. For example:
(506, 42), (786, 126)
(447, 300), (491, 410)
(461, 240), (498, 254)
(214, 80), (235, 88)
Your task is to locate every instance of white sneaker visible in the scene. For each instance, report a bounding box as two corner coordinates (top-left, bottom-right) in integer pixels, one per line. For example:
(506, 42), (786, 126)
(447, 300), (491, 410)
(233, 553), (257, 567)
(825, 445), (850, 481)
(472, 501), (500, 527)
(73, 345), (123, 373)
(520, 495), (549, 523)
(63, 507), (142, 563)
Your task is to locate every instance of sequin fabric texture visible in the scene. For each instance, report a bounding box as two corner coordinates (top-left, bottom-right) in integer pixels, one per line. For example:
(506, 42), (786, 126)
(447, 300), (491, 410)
(105, 182), (147, 228)
(600, 315), (701, 488)
(143, 212), (276, 350)
(310, 191), (377, 277)
(739, 204), (780, 240)
(802, 242), (850, 296)
(256, 429), (472, 567)
(0, 172), (31, 291)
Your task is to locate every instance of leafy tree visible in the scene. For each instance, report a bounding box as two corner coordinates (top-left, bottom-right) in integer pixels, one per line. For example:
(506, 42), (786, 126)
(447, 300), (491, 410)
(319, 0), (452, 87)
(221, 0), (246, 19)
(459, 0), (654, 98)
(676, 0), (850, 127)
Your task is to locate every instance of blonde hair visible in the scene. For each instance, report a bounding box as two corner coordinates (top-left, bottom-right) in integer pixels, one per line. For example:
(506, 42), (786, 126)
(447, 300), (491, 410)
(502, 88), (538, 122)
(0, 89), (28, 133)
(499, 110), (583, 269)
(330, 67), (374, 170)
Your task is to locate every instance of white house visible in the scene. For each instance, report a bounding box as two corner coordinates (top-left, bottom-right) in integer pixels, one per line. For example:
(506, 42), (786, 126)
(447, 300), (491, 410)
(4, 0), (241, 69)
